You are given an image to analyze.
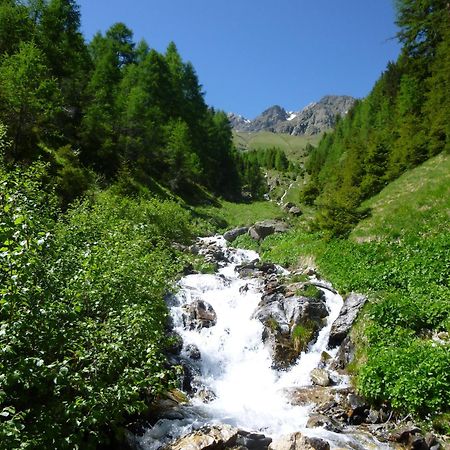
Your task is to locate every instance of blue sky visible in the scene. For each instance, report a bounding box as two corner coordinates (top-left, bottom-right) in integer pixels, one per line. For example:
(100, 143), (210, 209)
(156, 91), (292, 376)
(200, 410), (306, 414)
(77, 0), (401, 118)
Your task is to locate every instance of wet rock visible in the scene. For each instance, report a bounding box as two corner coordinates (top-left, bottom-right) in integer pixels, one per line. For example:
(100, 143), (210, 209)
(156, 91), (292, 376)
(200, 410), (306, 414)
(346, 393), (368, 425)
(199, 242), (230, 265)
(224, 227), (249, 242)
(166, 331), (183, 355)
(310, 368), (332, 387)
(185, 343), (201, 360)
(366, 408), (380, 424)
(425, 433), (439, 449)
(409, 435), (429, 450)
(235, 260), (259, 278)
(287, 386), (347, 407)
(269, 432), (330, 450)
(258, 261), (278, 274)
(196, 387), (216, 403)
(328, 293), (367, 348)
(183, 300), (217, 330)
(180, 360), (201, 393)
(236, 430), (272, 449)
(306, 414), (343, 433)
(254, 293), (328, 369)
(147, 390), (189, 424)
(168, 424), (239, 449)
(249, 220), (289, 241)
(330, 335), (355, 370)
(389, 425), (422, 444)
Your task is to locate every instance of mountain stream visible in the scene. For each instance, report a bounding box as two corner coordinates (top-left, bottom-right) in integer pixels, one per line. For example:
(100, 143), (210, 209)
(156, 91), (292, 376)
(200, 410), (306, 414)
(134, 236), (391, 450)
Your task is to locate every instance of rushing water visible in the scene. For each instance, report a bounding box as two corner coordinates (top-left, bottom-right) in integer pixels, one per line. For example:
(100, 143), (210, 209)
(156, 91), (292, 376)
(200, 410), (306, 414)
(135, 236), (391, 449)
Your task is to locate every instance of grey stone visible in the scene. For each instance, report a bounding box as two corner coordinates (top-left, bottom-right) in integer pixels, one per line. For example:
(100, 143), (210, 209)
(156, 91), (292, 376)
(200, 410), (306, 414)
(185, 343), (201, 360)
(306, 414), (343, 433)
(328, 293), (367, 347)
(310, 368), (332, 387)
(269, 432), (330, 450)
(168, 424), (239, 450)
(224, 226), (249, 242)
(288, 206), (302, 216)
(183, 300), (217, 330)
(249, 220), (289, 241)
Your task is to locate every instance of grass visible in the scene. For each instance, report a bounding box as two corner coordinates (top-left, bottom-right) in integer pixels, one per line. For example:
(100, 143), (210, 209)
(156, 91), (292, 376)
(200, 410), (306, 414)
(233, 131), (322, 161)
(351, 152), (450, 241)
(195, 199), (285, 231)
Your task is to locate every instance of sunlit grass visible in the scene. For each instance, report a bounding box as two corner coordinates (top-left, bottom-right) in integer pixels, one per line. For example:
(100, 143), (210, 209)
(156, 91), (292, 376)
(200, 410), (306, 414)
(351, 152), (450, 241)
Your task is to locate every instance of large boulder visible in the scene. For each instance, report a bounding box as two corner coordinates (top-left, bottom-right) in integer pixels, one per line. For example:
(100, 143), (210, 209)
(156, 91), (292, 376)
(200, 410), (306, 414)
(253, 293), (328, 369)
(269, 432), (330, 450)
(223, 226), (249, 242)
(168, 425), (239, 450)
(249, 220), (289, 241)
(183, 300), (217, 330)
(328, 293), (366, 347)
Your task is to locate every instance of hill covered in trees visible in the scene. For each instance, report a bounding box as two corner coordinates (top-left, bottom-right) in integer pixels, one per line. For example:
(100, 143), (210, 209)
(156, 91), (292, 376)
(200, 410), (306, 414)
(301, 0), (450, 237)
(0, 0), (242, 203)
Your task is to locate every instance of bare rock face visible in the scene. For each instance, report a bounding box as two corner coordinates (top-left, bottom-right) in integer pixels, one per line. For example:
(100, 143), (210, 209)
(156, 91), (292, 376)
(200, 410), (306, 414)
(328, 293), (367, 348)
(269, 432), (330, 450)
(229, 95), (356, 136)
(183, 300), (217, 330)
(275, 96), (356, 136)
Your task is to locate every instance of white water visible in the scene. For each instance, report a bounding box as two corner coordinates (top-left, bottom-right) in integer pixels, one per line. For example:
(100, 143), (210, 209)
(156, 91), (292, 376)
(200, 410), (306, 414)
(136, 237), (390, 449)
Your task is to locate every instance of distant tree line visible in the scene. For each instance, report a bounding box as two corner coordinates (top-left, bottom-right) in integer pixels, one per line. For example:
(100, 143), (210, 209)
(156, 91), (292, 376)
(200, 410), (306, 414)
(302, 0), (450, 236)
(0, 0), (240, 203)
(234, 146), (297, 198)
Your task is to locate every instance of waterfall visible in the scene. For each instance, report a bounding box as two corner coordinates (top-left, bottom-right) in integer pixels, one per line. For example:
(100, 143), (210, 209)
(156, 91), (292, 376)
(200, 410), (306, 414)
(135, 236), (391, 450)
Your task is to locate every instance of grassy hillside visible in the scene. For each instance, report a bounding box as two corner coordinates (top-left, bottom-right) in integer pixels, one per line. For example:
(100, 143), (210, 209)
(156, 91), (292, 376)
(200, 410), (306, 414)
(233, 131), (322, 160)
(351, 152), (450, 241)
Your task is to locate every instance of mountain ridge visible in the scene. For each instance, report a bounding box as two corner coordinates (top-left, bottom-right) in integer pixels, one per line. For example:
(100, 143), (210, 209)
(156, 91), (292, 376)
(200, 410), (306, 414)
(228, 95), (356, 136)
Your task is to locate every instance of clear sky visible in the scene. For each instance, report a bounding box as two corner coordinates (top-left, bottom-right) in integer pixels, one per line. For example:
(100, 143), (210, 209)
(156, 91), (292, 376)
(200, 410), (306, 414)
(76, 0), (401, 119)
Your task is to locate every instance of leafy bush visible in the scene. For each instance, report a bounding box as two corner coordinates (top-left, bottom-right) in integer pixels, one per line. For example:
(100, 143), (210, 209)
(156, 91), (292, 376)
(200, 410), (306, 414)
(0, 168), (198, 448)
(359, 326), (450, 415)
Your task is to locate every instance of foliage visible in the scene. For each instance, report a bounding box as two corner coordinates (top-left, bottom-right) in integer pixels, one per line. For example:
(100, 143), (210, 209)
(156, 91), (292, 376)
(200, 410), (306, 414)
(299, 284), (322, 300)
(0, 163), (202, 448)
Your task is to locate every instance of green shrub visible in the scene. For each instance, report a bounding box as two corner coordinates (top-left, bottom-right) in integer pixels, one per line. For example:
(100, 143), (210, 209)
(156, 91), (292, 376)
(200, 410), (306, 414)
(0, 170), (199, 448)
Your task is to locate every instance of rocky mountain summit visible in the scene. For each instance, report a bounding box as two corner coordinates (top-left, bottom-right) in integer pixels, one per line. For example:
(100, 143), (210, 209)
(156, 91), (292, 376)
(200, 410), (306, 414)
(229, 95), (356, 136)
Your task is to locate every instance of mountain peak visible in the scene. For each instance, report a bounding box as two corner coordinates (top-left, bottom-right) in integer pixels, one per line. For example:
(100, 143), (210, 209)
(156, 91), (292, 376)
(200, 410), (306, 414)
(230, 95), (356, 136)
